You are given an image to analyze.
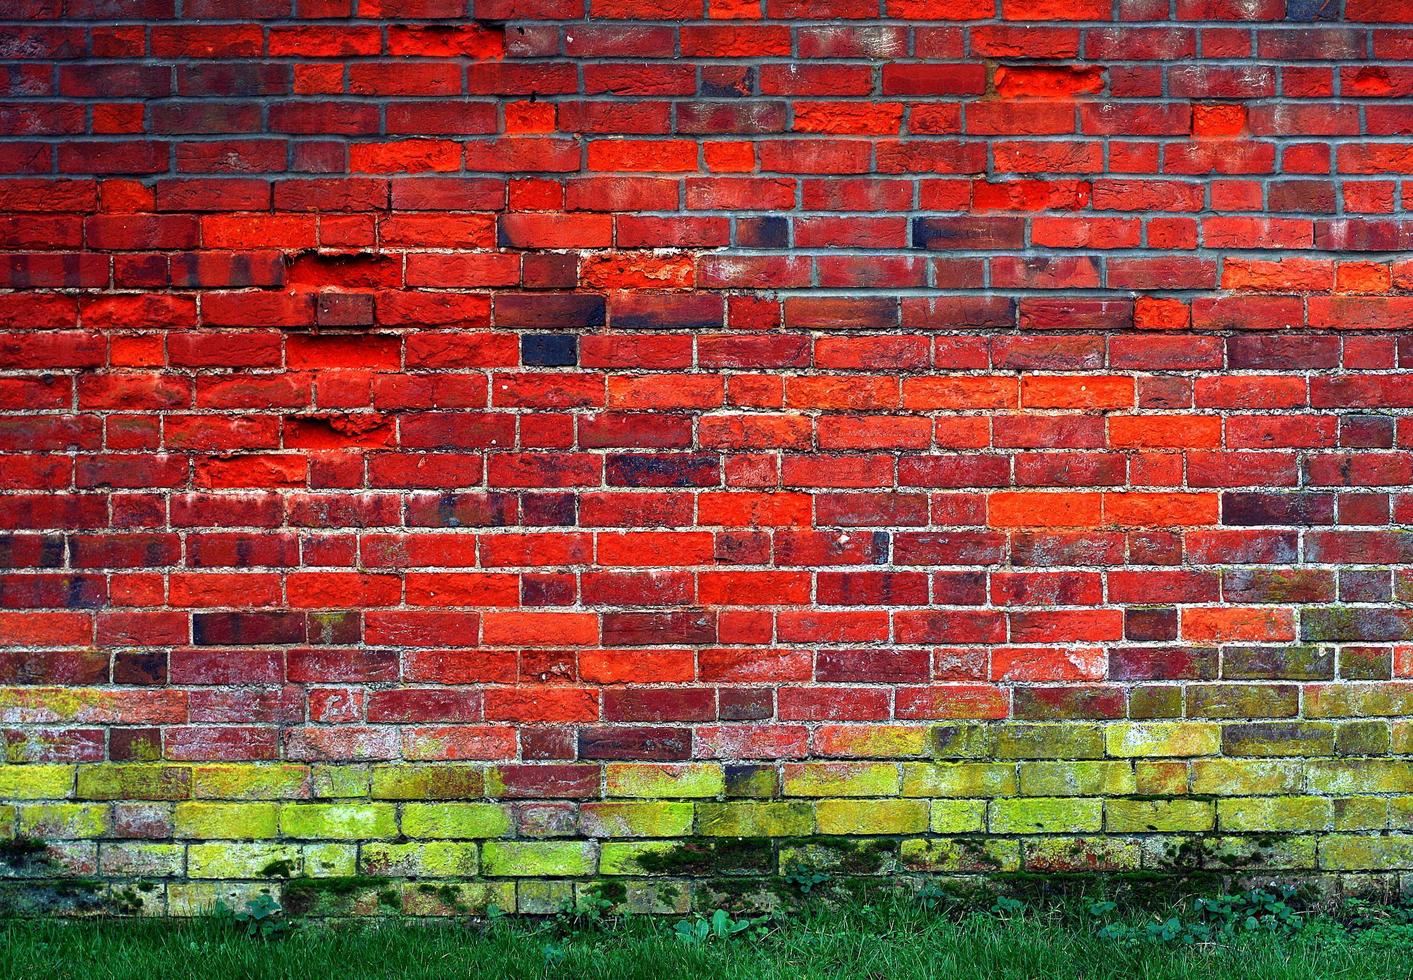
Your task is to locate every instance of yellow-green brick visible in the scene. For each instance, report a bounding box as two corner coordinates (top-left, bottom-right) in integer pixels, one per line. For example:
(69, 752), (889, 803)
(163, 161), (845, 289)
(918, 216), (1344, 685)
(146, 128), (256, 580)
(0, 765), (73, 800)
(579, 802), (693, 838)
(604, 763), (723, 798)
(482, 841), (595, 877)
(782, 762), (899, 797)
(76, 765), (191, 800)
(18, 803), (108, 839)
(1105, 723), (1220, 758)
(930, 800), (987, 833)
(1218, 797), (1333, 833)
(696, 802), (814, 837)
(901, 762), (1015, 798)
(1018, 761), (1135, 796)
(401, 803), (512, 839)
(174, 802), (278, 839)
(1190, 759), (1302, 796)
(278, 803), (396, 840)
(1106, 799), (1215, 833)
(191, 765), (310, 800)
(816, 798), (927, 835)
(361, 841), (479, 878)
(188, 842), (301, 879)
(989, 798), (1103, 834)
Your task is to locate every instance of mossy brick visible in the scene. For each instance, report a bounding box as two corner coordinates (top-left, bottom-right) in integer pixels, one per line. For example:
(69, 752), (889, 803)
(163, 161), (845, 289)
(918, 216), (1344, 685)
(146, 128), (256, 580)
(604, 763), (724, 798)
(1340, 646), (1392, 680)
(1301, 607), (1413, 643)
(1191, 759), (1303, 796)
(1307, 759), (1413, 794)
(929, 799), (987, 833)
(620, 879), (692, 915)
(1134, 761), (1189, 796)
(76, 765), (191, 800)
(1023, 836), (1142, 872)
(1128, 685), (1183, 719)
(369, 765), (485, 800)
(1106, 799), (1215, 833)
(1335, 720), (1390, 756)
(1332, 796), (1388, 831)
(481, 840), (596, 877)
(0, 765), (73, 800)
(1105, 723), (1220, 758)
(277, 803), (397, 840)
(782, 762), (900, 797)
(311, 764), (371, 798)
(1305, 682), (1413, 718)
(928, 723), (994, 759)
(816, 798), (928, 835)
(1184, 683), (1299, 719)
(401, 881), (514, 916)
(696, 802), (814, 837)
(723, 764), (778, 798)
(166, 881), (273, 917)
(174, 802), (278, 839)
(580, 802), (694, 838)
(0, 804), (14, 835)
(819, 725), (928, 757)
(1318, 834), (1413, 871)
(1218, 796), (1333, 832)
(361, 841), (479, 878)
(996, 724), (1105, 759)
(1391, 797), (1413, 830)
(1221, 721), (1336, 757)
(516, 879), (575, 914)
(900, 837), (1020, 873)
(1144, 833), (1318, 872)
(1221, 645), (1333, 680)
(301, 843), (357, 877)
(1394, 721), (1413, 754)
(17, 803), (107, 839)
(779, 838), (897, 875)
(901, 762), (1015, 798)
(187, 842), (301, 879)
(599, 840), (681, 875)
(400, 803), (512, 839)
(1018, 761), (1135, 797)
(191, 765), (310, 800)
(98, 842), (184, 878)
(989, 798), (1103, 834)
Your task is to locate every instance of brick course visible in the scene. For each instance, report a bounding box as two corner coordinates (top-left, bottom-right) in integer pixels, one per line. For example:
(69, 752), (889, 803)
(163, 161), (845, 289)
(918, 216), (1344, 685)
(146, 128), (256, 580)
(3, 0), (1413, 915)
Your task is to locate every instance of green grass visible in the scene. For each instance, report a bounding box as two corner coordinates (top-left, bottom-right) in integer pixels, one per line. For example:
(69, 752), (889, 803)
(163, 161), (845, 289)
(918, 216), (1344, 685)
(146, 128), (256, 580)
(3, 896), (1411, 980)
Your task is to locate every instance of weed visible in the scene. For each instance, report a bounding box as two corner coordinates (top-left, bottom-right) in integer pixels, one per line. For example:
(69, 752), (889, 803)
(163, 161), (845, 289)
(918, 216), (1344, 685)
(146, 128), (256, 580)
(673, 908), (770, 945)
(213, 894), (289, 941)
(782, 860), (831, 897)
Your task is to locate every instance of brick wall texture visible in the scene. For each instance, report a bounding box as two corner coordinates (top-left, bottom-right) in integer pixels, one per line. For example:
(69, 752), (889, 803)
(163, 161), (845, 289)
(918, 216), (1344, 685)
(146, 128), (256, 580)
(3, 0), (1413, 917)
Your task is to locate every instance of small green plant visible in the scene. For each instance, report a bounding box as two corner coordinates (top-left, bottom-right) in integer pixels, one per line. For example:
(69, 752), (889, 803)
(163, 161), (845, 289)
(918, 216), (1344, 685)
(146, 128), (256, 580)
(990, 895), (1026, 918)
(553, 893), (617, 934)
(673, 908), (770, 945)
(783, 860), (831, 897)
(917, 880), (952, 912)
(213, 893), (290, 940)
(1094, 888), (1305, 946)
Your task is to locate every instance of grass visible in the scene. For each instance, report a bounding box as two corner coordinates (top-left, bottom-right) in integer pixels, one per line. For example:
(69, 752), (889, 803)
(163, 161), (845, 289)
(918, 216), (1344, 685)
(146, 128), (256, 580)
(8, 903), (1413, 980)
(3, 894), (1412, 980)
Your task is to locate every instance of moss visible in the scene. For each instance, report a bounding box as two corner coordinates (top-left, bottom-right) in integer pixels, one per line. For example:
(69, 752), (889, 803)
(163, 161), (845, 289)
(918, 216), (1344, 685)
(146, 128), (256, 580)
(634, 837), (774, 876)
(0, 836), (50, 864)
(586, 880), (628, 906)
(260, 859), (297, 879)
(283, 875), (393, 896)
(282, 875), (397, 918)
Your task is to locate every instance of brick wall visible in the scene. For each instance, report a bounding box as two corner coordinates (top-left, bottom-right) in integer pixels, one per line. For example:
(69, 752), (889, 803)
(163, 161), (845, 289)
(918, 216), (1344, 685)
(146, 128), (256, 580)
(3, 0), (1413, 916)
